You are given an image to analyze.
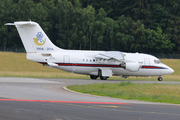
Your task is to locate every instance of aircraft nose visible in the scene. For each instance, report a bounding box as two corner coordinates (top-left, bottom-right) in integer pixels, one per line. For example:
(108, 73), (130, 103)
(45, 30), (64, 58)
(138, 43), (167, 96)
(169, 67), (174, 74)
(161, 64), (174, 75)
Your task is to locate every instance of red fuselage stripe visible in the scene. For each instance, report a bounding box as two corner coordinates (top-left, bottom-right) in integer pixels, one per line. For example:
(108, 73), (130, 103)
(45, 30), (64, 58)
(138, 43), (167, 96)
(141, 66), (161, 69)
(40, 62), (120, 67)
(40, 62), (165, 69)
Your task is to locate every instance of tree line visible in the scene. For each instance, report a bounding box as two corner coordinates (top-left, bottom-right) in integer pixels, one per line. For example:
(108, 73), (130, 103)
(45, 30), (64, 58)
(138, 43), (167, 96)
(0, 0), (179, 53)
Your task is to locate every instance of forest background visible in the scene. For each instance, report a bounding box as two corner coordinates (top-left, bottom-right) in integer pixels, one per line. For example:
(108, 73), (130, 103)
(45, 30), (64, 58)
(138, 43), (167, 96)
(0, 0), (180, 54)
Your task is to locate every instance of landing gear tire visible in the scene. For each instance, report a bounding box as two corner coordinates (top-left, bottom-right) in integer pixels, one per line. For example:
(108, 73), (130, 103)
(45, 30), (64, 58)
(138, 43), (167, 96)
(158, 77), (163, 81)
(100, 76), (107, 80)
(90, 75), (98, 80)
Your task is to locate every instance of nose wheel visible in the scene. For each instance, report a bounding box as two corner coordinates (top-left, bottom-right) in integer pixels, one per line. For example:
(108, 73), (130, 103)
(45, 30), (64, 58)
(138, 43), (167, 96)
(158, 77), (163, 81)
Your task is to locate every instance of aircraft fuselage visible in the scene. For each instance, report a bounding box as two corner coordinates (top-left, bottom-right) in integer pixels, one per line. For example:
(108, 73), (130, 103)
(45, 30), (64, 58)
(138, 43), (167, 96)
(27, 50), (173, 78)
(6, 21), (174, 81)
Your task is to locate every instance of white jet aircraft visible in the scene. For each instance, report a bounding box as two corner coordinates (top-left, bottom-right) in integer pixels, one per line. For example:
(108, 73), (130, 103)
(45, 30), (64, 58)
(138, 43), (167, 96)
(5, 21), (174, 81)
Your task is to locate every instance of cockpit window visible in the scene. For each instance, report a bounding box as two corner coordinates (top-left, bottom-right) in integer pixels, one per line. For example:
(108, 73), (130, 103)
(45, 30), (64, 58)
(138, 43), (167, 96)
(154, 60), (161, 64)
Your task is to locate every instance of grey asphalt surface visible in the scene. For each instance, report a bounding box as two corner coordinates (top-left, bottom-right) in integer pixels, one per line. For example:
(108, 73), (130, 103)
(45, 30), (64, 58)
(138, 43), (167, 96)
(0, 77), (180, 120)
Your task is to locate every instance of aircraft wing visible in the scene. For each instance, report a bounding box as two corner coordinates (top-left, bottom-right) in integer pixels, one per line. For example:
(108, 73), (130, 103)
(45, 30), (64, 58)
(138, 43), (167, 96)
(95, 51), (124, 62)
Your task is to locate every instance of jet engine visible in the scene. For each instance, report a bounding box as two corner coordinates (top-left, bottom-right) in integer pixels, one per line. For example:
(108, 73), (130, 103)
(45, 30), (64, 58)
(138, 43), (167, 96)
(120, 61), (140, 72)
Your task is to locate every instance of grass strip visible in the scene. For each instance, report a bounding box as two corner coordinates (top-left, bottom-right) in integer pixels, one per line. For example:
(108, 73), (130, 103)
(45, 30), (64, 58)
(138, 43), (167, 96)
(67, 82), (180, 104)
(0, 52), (178, 80)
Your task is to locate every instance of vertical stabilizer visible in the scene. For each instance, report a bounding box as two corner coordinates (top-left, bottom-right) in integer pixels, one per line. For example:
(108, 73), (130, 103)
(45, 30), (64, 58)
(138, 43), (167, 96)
(5, 21), (61, 53)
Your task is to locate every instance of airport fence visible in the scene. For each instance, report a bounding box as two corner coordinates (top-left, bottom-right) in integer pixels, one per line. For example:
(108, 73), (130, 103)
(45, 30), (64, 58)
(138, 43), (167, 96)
(151, 53), (180, 59)
(0, 46), (25, 53)
(0, 46), (180, 59)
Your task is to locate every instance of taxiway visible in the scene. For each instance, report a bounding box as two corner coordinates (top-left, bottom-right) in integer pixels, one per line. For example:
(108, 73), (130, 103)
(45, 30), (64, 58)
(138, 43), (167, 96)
(0, 77), (179, 120)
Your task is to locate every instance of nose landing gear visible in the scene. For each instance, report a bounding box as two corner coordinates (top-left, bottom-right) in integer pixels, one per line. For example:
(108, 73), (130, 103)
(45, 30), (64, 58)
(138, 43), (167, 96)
(158, 77), (163, 81)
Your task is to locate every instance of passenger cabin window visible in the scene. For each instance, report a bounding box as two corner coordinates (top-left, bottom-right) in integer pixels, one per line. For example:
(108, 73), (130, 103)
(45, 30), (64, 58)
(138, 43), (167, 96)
(154, 60), (161, 64)
(93, 59), (95, 62)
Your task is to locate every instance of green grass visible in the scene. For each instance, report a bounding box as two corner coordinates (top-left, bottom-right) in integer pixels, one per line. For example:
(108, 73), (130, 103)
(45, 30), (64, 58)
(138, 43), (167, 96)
(0, 52), (89, 79)
(67, 82), (180, 104)
(0, 52), (179, 81)
(1, 52), (179, 104)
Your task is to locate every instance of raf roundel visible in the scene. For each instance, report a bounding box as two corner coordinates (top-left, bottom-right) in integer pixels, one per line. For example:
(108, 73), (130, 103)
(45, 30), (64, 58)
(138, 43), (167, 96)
(33, 32), (46, 46)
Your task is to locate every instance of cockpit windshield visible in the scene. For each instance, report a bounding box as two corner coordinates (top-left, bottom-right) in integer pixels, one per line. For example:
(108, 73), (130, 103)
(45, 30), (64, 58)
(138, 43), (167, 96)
(154, 60), (161, 64)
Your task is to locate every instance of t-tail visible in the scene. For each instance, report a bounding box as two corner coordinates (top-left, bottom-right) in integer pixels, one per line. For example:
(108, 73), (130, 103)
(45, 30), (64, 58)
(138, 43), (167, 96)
(5, 21), (62, 53)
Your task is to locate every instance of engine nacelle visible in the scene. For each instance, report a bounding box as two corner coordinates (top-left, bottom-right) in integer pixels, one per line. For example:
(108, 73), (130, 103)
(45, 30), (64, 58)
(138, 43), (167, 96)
(120, 62), (140, 72)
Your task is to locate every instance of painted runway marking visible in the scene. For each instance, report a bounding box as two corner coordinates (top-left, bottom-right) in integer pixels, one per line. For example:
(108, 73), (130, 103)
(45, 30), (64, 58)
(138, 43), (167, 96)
(65, 103), (180, 117)
(93, 105), (132, 108)
(0, 99), (131, 105)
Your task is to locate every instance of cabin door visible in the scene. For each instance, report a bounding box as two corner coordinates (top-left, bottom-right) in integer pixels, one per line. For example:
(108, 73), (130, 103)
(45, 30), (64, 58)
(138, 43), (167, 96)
(63, 55), (70, 63)
(144, 58), (150, 65)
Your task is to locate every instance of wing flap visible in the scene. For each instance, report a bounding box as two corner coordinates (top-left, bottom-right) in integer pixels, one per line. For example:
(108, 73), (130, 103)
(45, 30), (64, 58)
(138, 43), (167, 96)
(95, 51), (124, 61)
(95, 54), (110, 59)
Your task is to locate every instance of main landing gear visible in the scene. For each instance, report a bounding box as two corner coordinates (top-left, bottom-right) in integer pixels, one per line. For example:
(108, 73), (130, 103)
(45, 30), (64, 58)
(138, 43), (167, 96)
(90, 75), (98, 79)
(100, 76), (108, 80)
(90, 75), (108, 80)
(158, 77), (163, 81)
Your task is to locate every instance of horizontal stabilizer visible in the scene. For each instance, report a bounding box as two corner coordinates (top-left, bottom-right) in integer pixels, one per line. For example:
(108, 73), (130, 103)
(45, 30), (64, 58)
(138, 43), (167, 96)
(4, 23), (15, 25)
(47, 62), (58, 67)
(5, 21), (37, 26)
